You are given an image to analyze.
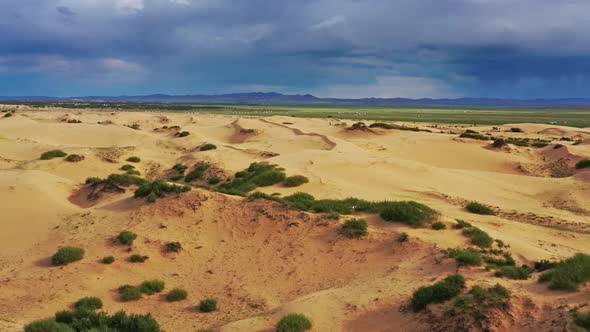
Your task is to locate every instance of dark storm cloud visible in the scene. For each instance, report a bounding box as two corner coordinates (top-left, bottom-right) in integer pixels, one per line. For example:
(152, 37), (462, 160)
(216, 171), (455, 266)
(1, 0), (590, 97)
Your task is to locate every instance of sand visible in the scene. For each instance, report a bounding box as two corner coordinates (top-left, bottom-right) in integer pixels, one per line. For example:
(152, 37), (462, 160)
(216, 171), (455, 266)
(1, 107), (590, 331)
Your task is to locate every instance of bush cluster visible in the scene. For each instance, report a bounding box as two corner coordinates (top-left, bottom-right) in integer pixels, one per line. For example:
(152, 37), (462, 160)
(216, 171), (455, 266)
(410, 274), (465, 311)
(379, 201), (438, 227)
(283, 175), (309, 187)
(139, 280), (165, 295)
(165, 241), (182, 252)
(462, 227), (493, 248)
(576, 159), (590, 169)
(449, 248), (482, 266)
(451, 284), (511, 321)
(117, 231), (137, 245)
(574, 311), (590, 330)
(218, 163), (286, 196)
(129, 254), (149, 263)
(459, 131), (489, 140)
(539, 253), (590, 291)
(134, 180), (191, 202)
(126, 156), (141, 163)
(275, 313), (312, 332)
(41, 150), (68, 160)
(340, 218), (368, 238)
(494, 265), (531, 280)
(166, 288), (188, 302)
(74, 297), (103, 311)
(466, 202), (495, 215)
(431, 221), (446, 230)
(176, 131), (190, 137)
(185, 163), (210, 182)
(199, 298), (217, 312)
(102, 256), (115, 264)
(119, 285), (142, 301)
(207, 176), (221, 185)
(200, 143), (217, 151)
(453, 219), (472, 229)
(51, 247), (85, 266)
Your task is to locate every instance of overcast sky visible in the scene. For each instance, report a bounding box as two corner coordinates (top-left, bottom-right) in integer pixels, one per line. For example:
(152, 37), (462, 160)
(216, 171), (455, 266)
(1, 0), (590, 98)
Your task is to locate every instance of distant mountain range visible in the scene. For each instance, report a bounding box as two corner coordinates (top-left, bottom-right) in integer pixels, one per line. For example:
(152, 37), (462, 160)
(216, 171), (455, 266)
(2, 92), (590, 108)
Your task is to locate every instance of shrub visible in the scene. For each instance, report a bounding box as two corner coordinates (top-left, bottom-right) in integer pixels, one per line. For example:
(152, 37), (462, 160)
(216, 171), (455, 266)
(41, 150), (67, 160)
(176, 131), (190, 137)
(410, 274), (465, 311)
(25, 319), (74, 332)
(165, 242), (182, 252)
(340, 218), (368, 238)
(459, 131), (489, 140)
(369, 122), (395, 129)
(454, 219), (472, 229)
(85, 177), (102, 184)
(166, 288), (188, 302)
(397, 232), (409, 243)
(129, 254), (148, 263)
(449, 248), (482, 266)
(576, 159), (590, 169)
(463, 227), (493, 248)
(251, 170), (286, 186)
(134, 180), (190, 202)
(74, 297), (103, 310)
(121, 164), (135, 171)
(117, 231), (137, 245)
(126, 156), (141, 163)
(483, 252), (515, 267)
(65, 154), (84, 162)
(185, 164), (210, 182)
(532, 141), (549, 148)
(506, 137), (530, 147)
(492, 138), (506, 148)
(554, 144), (564, 149)
(126, 169), (141, 176)
(218, 163), (286, 196)
(283, 175), (309, 187)
(494, 266), (531, 280)
(379, 201), (438, 227)
(119, 285), (142, 301)
(199, 298), (217, 312)
(432, 222), (446, 230)
(140, 280), (165, 295)
(200, 144), (217, 151)
(235, 171), (247, 178)
(275, 313), (312, 332)
(534, 259), (557, 272)
(466, 202), (495, 215)
(207, 176), (221, 185)
(172, 163), (187, 173)
(539, 253), (590, 291)
(170, 174), (184, 181)
(574, 311), (590, 329)
(51, 247), (85, 266)
(106, 173), (146, 187)
(510, 127), (523, 133)
(102, 256), (115, 264)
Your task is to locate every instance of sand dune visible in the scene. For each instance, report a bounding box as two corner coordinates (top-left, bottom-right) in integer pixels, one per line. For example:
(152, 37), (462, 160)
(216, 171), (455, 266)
(1, 108), (590, 331)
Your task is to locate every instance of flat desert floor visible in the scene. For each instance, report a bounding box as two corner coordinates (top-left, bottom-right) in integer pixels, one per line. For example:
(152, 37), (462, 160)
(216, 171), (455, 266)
(1, 107), (590, 331)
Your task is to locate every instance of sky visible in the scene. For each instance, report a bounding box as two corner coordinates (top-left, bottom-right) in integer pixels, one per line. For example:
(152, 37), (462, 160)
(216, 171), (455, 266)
(1, 0), (590, 98)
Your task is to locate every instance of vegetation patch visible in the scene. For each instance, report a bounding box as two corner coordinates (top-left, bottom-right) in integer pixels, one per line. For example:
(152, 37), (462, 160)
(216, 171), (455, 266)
(129, 254), (149, 263)
(65, 154), (84, 162)
(462, 227), (493, 248)
(574, 311), (590, 330)
(492, 138), (506, 148)
(176, 131), (190, 137)
(432, 221), (447, 230)
(410, 274), (465, 311)
(139, 280), (165, 295)
(539, 253), (590, 291)
(164, 241), (182, 252)
(134, 180), (191, 202)
(340, 218), (368, 238)
(494, 266), (531, 280)
(166, 288), (188, 302)
(397, 232), (409, 243)
(459, 131), (489, 141)
(379, 201), (438, 227)
(41, 150), (67, 160)
(454, 219), (472, 229)
(121, 164), (135, 171)
(466, 202), (495, 215)
(102, 256), (115, 264)
(576, 159), (590, 169)
(200, 143), (217, 151)
(126, 156), (141, 163)
(276, 313), (312, 332)
(207, 176), (221, 185)
(117, 231), (137, 245)
(198, 298), (217, 312)
(450, 284), (511, 322)
(449, 248), (482, 267)
(74, 297), (103, 311)
(51, 247), (85, 266)
(218, 163), (286, 196)
(185, 163), (211, 182)
(284, 175), (309, 187)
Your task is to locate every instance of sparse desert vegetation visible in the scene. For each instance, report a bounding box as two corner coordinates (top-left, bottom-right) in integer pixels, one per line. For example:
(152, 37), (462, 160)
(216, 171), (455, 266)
(410, 274), (465, 311)
(51, 246), (85, 266)
(466, 202), (496, 215)
(40, 150), (68, 160)
(276, 313), (312, 332)
(340, 218), (368, 238)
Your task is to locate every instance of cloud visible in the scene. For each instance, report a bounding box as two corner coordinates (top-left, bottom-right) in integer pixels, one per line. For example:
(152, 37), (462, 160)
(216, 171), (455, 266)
(114, 0), (144, 15)
(310, 15), (346, 31)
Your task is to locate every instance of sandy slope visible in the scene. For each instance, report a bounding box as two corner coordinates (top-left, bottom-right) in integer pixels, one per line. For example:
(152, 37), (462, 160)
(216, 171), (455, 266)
(1, 108), (590, 331)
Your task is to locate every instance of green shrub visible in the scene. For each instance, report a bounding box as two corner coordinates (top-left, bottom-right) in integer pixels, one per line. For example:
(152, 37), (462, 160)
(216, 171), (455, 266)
(459, 131), (489, 140)
(275, 313), (312, 332)
(25, 319), (74, 332)
(85, 177), (102, 184)
(106, 173), (146, 187)
(51, 247), (85, 266)
(165, 242), (182, 252)
(199, 298), (217, 312)
(340, 218), (368, 238)
(463, 227), (493, 248)
(454, 219), (472, 229)
(200, 144), (217, 151)
(140, 280), (165, 295)
(553, 144), (564, 149)
(576, 159), (590, 169)
(134, 180), (190, 201)
(483, 252), (515, 267)
(235, 171), (247, 178)
(119, 285), (142, 301)
(379, 201), (438, 227)
(506, 137), (530, 147)
(121, 164), (135, 171)
(410, 274), (465, 311)
(65, 154), (83, 162)
(251, 170), (286, 186)
(574, 311), (590, 329)
(126, 156), (140, 163)
(510, 127), (523, 133)
(492, 138), (506, 147)
(466, 202), (495, 215)
(176, 131), (190, 137)
(129, 254), (148, 263)
(74, 297), (103, 310)
(539, 253), (590, 291)
(172, 163), (187, 173)
(117, 231), (137, 245)
(532, 141), (549, 148)
(102, 256), (115, 264)
(534, 259), (557, 272)
(449, 248), (482, 266)
(431, 222), (446, 230)
(185, 164), (210, 182)
(166, 288), (188, 302)
(41, 150), (68, 160)
(494, 266), (531, 280)
(397, 232), (409, 243)
(218, 163), (286, 196)
(207, 176), (221, 185)
(283, 175), (309, 187)
(170, 174), (184, 181)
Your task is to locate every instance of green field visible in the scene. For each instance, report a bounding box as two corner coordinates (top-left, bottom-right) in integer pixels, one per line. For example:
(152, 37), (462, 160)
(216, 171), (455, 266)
(197, 105), (590, 128)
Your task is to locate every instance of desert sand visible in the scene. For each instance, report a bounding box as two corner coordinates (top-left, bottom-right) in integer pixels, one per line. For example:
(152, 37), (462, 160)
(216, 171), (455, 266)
(1, 105), (590, 331)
